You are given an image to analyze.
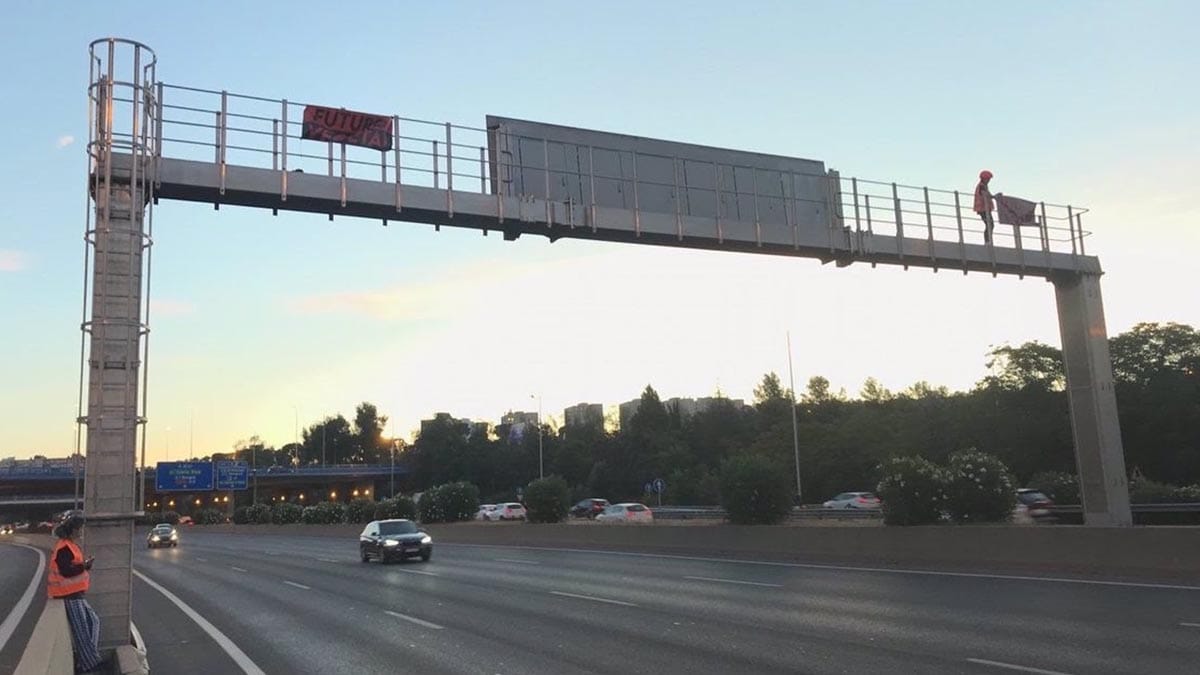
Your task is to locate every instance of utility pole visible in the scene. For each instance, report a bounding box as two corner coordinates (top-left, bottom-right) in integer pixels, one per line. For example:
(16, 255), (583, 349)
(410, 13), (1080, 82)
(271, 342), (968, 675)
(292, 405), (299, 467)
(390, 439), (397, 498)
(531, 394), (544, 479)
(786, 332), (802, 506)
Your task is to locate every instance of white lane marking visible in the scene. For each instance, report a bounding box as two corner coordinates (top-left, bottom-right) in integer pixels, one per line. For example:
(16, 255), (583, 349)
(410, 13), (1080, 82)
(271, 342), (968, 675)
(1181, 622), (1200, 628)
(283, 580), (311, 590)
(684, 575), (782, 588)
(316, 558), (339, 563)
(966, 658), (1074, 675)
(230, 566), (248, 573)
(494, 558), (540, 565)
(441, 543), (1200, 592)
(130, 621), (145, 651)
(399, 569), (439, 577)
(0, 544), (46, 653)
(133, 569), (267, 675)
(383, 609), (444, 630)
(195, 557), (209, 562)
(550, 591), (638, 607)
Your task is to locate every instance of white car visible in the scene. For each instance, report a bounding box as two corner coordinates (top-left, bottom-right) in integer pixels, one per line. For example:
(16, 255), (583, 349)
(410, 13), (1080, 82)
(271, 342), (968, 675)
(475, 504), (497, 520)
(822, 492), (882, 510)
(596, 503), (653, 523)
(486, 503), (527, 521)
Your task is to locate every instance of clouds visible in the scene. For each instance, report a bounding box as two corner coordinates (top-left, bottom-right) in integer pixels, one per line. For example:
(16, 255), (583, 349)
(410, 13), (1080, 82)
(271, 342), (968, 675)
(0, 249), (29, 272)
(56, 135), (75, 149)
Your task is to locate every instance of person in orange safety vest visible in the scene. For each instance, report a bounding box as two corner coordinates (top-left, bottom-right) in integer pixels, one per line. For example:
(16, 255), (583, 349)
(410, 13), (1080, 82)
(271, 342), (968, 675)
(48, 511), (104, 673)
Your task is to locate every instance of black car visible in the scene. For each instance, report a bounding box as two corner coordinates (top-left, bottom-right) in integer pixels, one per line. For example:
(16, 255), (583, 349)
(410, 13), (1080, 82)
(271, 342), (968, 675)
(570, 498), (610, 519)
(359, 519), (432, 563)
(146, 523), (179, 548)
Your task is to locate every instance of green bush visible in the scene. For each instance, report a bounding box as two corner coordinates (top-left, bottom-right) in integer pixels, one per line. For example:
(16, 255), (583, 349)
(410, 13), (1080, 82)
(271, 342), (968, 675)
(1172, 484), (1200, 502)
(345, 499), (376, 524)
(271, 502), (303, 525)
(876, 456), (946, 526)
(942, 450), (1016, 523)
(301, 501), (346, 524)
(718, 455), (793, 525)
(374, 496), (417, 521)
(231, 506), (251, 525)
(195, 508), (226, 525)
(1129, 473), (1178, 503)
(1028, 471), (1080, 505)
(1128, 473), (1200, 504)
(418, 482), (480, 523)
(160, 510), (181, 525)
(525, 476), (570, 523)
(246, 503), (272, 525)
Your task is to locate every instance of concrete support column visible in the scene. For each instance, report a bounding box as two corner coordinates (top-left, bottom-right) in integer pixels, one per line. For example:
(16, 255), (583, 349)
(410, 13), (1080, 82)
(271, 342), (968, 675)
(1052, 272), (1132, 527)
(83, 175), (143, 649)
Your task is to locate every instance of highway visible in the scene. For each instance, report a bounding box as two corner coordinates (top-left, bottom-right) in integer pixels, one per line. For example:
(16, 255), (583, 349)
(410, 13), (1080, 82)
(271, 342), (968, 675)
(0, 541), (46, 673)
(129, 531), (1200, 675)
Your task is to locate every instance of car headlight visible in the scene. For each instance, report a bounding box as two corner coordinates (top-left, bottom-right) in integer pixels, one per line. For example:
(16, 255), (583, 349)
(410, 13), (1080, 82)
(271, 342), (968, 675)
(420, 535), (432, 545)
(170, 533), (178, 540)
(383, 539), (399, 547)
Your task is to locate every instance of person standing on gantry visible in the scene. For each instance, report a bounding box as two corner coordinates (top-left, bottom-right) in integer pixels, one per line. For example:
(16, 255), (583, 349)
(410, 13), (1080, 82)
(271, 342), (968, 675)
(974, 170), (997, 244)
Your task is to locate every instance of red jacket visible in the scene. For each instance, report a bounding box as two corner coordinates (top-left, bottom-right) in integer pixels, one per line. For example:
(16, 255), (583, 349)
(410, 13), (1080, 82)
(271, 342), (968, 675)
(974, 181), (994, 214)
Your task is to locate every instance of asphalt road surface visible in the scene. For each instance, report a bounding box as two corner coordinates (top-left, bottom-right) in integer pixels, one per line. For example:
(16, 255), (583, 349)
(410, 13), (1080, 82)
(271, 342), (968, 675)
(0, 541), (46, 673)
(131, 531), (1200, 675)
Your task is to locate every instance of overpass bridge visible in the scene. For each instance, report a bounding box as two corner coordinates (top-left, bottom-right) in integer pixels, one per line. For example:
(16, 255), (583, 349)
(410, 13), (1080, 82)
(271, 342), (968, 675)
(0, 464), (413, 518)
(68, 36), (1133, 654)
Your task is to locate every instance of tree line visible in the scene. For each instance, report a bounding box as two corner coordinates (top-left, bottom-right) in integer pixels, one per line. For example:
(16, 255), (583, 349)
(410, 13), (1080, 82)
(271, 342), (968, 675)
(208, 322), (1199, 505)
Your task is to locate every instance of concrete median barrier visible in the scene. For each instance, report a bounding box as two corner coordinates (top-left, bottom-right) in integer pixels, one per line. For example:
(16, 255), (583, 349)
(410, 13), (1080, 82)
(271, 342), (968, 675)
(195, 521), (1200, 582)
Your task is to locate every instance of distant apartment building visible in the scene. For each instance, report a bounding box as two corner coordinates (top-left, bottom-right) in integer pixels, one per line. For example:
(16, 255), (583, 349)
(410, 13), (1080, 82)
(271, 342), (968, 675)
(618, 399), (641, 430)
(496, 410), (540, 445)
(563, 403), (604, 431)
(619, 396), (746, 430)
(500, 410), (539, 427)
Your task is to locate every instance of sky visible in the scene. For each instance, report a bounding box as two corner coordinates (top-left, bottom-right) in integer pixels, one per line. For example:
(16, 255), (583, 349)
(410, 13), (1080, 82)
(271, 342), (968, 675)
(1, 1), (1197, 462)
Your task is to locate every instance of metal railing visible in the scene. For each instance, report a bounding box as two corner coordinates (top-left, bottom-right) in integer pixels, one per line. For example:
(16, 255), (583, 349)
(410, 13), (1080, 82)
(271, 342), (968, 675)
(650, 506), (881, 520)
(116, 82), (1091, 259)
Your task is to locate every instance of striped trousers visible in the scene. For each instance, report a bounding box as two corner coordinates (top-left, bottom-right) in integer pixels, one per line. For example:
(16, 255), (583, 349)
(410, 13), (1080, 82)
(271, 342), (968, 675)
(63, 597), (103, 673)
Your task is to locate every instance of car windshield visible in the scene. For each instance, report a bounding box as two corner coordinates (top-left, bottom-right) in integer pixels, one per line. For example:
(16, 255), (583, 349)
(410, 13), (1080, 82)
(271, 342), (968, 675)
(1019, 491), (1050, 504)
(379, 521), (418, 535)
(153, 526), (173, 533)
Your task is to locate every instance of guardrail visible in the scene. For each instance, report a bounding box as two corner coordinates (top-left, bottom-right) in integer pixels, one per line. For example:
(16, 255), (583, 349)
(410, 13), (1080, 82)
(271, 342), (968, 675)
(652, 503), (1200, 522)
(650, 506), (881, 521)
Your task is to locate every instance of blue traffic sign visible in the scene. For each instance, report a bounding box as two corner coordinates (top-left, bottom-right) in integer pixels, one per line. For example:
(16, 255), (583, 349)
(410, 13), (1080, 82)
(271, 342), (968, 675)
(652, 478), (665, 494)
(215, 460), (249, 490)
(155, 461), (214, 492)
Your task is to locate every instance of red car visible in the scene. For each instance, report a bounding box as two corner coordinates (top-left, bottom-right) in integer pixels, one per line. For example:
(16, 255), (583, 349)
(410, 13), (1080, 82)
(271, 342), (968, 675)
(570, 498), (610, 519)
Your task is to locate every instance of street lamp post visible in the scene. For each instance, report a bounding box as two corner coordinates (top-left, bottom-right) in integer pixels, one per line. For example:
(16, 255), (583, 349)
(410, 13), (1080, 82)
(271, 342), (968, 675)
(390, 439), (397, 498)
(252, 441), (258, 505)
(531, 394), (544, 480)
(786, 332), (803, 506)
(291, 406), (299, 467)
